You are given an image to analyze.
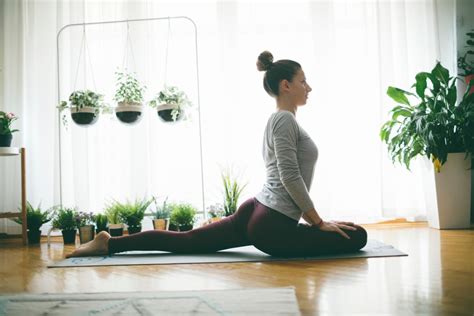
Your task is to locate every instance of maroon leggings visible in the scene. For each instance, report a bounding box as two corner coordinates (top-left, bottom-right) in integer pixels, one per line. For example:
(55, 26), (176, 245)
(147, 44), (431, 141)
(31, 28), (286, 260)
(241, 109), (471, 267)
(109, 198), (367, 257)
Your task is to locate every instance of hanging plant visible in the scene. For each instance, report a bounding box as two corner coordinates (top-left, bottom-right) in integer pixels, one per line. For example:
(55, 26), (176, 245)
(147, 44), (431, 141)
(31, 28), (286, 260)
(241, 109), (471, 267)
(57, 90), (107, 128)
(149, 86), (192, 122)
(113, 71), (146, 124)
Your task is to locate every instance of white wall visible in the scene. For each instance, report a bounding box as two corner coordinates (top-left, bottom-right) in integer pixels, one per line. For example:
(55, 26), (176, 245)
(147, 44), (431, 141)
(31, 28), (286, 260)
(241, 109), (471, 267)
(456, 0), (474, 222)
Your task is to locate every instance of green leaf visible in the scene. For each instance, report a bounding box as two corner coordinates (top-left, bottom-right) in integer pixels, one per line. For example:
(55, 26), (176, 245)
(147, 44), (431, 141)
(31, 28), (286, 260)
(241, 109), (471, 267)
(415, 72), (428, 98)
(387, 87), (412, 106)
(431, 62), (449, 84)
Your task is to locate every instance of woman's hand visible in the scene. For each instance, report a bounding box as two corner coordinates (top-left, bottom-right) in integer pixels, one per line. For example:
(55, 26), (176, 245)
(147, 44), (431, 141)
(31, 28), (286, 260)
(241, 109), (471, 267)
(318, 220), (357, 239)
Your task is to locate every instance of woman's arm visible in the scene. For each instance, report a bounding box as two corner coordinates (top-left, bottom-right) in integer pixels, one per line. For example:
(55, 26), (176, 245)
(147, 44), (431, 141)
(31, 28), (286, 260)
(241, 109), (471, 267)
(302, 208), (356, 239)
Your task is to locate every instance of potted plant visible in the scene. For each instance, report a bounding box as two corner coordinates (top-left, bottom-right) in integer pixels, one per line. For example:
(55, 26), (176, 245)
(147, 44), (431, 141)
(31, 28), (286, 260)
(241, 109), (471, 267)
(149, 85), (192, 122)
(222, 170), (247, 217)
(75, 211), (95, 244)
(94, 213), (108, 234)
(104, 202), (124, 237)
(118, 198), (154, 235)
(11, 202), (51, 244)
(114, 71), (146, 124)
(57, 90), (106, 127)
(51, 207), (78, 244)
(457, 29), (474, 94)
(0, 111), (19, 147)
(380, 61), (474, 229)
(169, 203), (197, 232)
(152, 197), (172, 230)
(203, 203), (224, 226)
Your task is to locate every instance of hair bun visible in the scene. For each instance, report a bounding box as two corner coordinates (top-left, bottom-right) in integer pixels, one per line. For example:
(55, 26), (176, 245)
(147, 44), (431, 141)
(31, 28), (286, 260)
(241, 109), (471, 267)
(256, 51), (274, 71)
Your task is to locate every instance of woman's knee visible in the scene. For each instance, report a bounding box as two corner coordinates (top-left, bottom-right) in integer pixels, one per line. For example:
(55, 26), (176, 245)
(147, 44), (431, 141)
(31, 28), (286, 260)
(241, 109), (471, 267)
(351, 225), (368, 250)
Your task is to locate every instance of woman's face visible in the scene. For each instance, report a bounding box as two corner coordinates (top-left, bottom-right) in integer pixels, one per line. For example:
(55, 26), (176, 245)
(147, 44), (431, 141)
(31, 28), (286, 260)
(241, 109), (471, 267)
(288, 68), (312, 106)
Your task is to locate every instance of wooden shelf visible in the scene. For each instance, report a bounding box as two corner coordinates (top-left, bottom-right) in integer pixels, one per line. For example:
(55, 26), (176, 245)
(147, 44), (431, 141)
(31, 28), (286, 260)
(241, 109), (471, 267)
(0, 212), (22, 219)
(0, 147), (20, 156)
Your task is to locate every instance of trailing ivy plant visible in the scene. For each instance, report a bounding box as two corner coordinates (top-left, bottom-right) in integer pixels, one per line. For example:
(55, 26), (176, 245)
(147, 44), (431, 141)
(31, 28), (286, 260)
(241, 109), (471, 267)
(380, 62), (474, 171)
(114, 71), (146, 104)
(57, 89), (108, 127)
(149, 85), (192, 121)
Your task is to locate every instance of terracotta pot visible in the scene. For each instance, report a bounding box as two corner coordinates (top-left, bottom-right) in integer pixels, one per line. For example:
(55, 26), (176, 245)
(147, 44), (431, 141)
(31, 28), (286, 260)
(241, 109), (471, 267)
(153, 219), (169, 230)
(79, 225), (95, 244)
(0, 134), (12, 147)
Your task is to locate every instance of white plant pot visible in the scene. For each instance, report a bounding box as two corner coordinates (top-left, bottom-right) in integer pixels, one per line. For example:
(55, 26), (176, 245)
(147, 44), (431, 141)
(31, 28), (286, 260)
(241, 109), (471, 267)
(427, 153), (471, 229)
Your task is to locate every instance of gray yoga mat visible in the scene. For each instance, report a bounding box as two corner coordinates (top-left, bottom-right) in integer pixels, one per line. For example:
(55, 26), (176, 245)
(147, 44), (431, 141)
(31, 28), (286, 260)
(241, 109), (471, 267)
(0, 287), (300, 315)
(49, 239), (407, 268)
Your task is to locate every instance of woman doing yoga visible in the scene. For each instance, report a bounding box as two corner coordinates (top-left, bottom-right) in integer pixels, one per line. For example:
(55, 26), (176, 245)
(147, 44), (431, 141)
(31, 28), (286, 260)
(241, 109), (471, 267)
(67, 51), (367, 258)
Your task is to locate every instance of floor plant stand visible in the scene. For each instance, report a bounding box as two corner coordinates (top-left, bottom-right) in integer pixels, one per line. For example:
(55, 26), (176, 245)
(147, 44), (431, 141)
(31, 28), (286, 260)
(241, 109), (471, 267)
(0, 147), (27, 245)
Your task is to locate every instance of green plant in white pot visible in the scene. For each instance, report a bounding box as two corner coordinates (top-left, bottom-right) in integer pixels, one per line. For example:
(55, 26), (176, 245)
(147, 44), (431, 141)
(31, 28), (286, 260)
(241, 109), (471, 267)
(149, 85), (192, 122)
(58, 89), (106, 127)
(114, 71), (146, 124)
(380, 61), (474, 229)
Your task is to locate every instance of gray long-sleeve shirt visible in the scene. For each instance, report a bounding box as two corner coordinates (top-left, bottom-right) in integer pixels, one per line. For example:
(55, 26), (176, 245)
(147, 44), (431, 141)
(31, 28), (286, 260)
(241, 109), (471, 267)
(256, 110), (318, 221)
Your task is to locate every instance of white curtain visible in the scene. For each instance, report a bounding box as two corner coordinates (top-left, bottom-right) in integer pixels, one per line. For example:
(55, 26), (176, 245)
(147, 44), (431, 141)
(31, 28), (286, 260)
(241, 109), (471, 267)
(0, 0), (456, 234)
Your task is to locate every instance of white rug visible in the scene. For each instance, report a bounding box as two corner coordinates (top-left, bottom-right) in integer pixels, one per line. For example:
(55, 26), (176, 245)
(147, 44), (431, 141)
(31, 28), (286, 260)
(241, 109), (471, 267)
(0, 287), (300, 315)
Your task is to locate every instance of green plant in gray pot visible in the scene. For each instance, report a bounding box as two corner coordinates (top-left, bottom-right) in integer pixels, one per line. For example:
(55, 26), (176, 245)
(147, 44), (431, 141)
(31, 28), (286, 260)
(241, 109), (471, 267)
(104, 202), (124, 237)
(169, 203), (197, 232)
(51, 207), (78, 244)
(114, 71), (146, 124)
(11, 202), (52, 244)
(117, 198), (154, 234)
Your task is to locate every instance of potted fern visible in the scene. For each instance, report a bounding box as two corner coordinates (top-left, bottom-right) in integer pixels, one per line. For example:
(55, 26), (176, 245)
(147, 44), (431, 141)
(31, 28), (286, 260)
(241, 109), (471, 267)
(94, 213), (108, 233)
(51, 207), (78, 244)
(222, 170), (247, 217)
(57, 90), (106, 127)
(11, 202), (51, 244)
(169, 203), (197, 232)
(149, 86), (192, 122)
(380, 61), (474, 229)
(104, 202), (124, 237)
(152, 197), (172, 231)
(114, 71), (146, 124)
(118, 198), (154, 234)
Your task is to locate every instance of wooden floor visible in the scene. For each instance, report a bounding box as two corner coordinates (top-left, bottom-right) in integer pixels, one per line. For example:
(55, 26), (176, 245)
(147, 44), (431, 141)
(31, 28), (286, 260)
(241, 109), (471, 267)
(0, 223), (473, 315)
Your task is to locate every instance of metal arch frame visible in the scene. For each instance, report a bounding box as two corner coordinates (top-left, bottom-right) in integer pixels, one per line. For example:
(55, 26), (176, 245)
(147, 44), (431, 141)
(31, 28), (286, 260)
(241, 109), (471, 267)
(56, 16), (206, 216)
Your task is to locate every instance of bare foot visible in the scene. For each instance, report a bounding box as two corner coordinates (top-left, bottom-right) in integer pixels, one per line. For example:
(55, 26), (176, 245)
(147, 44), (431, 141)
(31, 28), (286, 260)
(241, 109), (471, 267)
(66, 231), (111, 258)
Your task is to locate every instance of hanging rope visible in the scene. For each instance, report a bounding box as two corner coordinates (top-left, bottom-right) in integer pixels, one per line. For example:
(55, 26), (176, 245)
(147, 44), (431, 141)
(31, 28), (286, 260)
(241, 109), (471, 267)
(163, 17), (171, 86)
(72, 25), (97, 92)
(122, 21), (138, 71)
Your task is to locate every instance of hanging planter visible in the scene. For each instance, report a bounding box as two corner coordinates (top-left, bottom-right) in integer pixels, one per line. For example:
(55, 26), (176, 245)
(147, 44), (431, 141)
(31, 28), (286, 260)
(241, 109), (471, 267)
(114, 71), (146, 125)
(149, 86), (192, 123)
(57, 90), (106, 128)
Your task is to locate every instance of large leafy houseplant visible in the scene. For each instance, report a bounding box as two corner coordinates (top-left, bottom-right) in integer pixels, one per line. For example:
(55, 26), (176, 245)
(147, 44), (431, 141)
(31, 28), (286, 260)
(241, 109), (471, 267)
(380, 62), (474, 172)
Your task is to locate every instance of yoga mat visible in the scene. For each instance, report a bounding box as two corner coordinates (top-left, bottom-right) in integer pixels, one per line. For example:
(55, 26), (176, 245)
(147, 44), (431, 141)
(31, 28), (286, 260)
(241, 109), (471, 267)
(49, 239), (407, 268)
(0, 287), (300, 315)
